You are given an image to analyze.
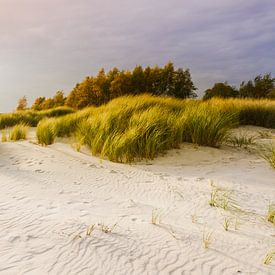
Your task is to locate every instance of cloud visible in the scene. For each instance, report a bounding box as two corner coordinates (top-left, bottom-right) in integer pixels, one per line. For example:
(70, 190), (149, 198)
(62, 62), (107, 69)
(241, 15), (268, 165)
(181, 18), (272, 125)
(0, 0), (274, 111)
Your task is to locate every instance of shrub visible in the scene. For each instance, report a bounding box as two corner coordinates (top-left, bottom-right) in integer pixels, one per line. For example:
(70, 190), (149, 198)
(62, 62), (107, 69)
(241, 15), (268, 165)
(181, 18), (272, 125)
(10, 124), (28, 141)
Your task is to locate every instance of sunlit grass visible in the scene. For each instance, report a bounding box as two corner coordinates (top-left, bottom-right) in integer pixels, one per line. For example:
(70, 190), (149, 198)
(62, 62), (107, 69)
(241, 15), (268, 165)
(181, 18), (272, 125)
(34, 95), (275, 162)
(267, 203), (275, 224)
(0, 107), (74, 130)
(9, 124), (28, 141)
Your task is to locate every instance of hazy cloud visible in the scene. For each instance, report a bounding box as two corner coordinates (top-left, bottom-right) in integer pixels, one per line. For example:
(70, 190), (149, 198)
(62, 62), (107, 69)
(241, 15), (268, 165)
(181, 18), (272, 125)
(0, 0), (274, 111)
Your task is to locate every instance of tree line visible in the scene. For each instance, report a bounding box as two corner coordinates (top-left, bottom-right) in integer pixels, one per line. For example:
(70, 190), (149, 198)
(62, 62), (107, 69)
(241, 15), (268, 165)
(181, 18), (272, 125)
(17, 62), (196, 111)
(16, 63), (274, 111)
(203, 73), (275, 100)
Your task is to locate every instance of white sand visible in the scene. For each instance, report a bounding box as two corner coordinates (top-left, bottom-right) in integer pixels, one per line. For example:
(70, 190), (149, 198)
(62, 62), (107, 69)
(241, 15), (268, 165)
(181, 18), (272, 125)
(0, 127), (275, 274)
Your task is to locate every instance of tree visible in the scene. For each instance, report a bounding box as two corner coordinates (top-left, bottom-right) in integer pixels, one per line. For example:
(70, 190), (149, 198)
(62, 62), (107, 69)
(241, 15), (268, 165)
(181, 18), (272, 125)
(239, 74), (275, 98)
(110, 71), (133, 99)
(131, 65), (145, 95)
(65, 63), (197, 109)
(203, 82), (238, 100)
(32, 97), (46, 110)
(53, 91), (65, 107)
(41, 98), (55, 109)
(66, 77), (99, 108)
(16, 96), (28, 111)
(173, 68), (197, 98)
(267, 88), (275, 99)
(94, 68), (110, 104)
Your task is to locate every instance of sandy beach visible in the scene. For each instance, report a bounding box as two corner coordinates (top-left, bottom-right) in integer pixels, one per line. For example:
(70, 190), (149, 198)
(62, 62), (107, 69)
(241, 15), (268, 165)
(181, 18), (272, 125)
(0, 127), (274, 274)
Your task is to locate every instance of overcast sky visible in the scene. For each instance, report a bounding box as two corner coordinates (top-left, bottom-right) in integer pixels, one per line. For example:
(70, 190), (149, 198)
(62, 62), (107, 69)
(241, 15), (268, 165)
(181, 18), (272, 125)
(0, 0), (274, 112)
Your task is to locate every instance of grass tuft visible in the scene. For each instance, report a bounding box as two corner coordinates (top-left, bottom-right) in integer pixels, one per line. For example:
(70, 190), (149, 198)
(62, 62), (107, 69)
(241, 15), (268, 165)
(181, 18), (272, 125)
(9, 124), (28, 141)
(151, 209), (163, 225)
(227, 132), (256, 148)
(202, 230), (213, 249)
(223, 217), (231, 231)
(1, 130), (8, 142)
(263, 249), (275, 265)
(36, 119), (56, 145)
(267, 204), (275, 224)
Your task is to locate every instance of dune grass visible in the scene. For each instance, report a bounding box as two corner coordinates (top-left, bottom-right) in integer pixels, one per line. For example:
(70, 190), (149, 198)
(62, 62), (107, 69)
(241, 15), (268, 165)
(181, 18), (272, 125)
(9, 124), (28, 141)
(267, 204), (275, 224)
(1, 130), (8, 142)
(0, 107), (74, 130)
(260, 145), (275, 169)
(227, 132), (256, 148)
(36, 119), (56, 145)
(35, 95), (275, 163)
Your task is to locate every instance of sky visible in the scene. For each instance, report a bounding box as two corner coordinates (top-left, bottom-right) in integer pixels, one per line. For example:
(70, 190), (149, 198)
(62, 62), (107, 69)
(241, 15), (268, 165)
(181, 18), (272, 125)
(0, 0), (274, 112)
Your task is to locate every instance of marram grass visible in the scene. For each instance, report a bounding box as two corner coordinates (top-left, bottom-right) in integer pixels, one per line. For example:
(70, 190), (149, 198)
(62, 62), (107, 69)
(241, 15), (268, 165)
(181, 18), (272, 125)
(36, 95), (239, 162)
(267, 204), (275, 224)
(36, 119), (56, 145)
(9, 124), (28, 141)
(0, 106), (74, 130)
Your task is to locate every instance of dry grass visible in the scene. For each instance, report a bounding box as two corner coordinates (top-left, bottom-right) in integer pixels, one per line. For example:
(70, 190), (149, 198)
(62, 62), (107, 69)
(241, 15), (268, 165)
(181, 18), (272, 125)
(151, 209), (163, 225)
(202, 230), (213, 249)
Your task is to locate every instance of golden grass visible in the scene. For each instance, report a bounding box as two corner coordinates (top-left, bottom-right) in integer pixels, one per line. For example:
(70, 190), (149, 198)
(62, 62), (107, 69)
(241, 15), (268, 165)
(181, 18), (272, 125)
(9, 124), (28, 141)
(35, 95), (275, 162)
(267, 204), (275, 224)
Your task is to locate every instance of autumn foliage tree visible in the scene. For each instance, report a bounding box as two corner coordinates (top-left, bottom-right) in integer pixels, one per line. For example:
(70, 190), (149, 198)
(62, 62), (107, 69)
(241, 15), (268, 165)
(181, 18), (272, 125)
(31, 91), (66, 110)
(65, 62), (197, 109)
(16, 96), (28, 111)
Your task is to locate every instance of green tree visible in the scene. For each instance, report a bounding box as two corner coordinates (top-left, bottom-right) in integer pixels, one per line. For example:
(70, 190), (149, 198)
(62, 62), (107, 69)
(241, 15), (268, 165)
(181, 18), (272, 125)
(173, 68), (197, 98)
(203, 82), (238, 100)
(131, 65), (145, 95)
(239, 74), (275, 98)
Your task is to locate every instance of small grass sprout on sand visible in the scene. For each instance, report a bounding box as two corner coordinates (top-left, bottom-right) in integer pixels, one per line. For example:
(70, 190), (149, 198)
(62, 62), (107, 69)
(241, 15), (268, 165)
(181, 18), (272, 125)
(151, 209), (163, 225)
(267, 203), (275, 224)
(263, 249), (275, 265)
(223, 217), (231, 231)
(262, 145), (275, 169)
(99, 223), (117, 233)
(258, 130), (273, 139)
(191, 212), (198, 223)
(209, 182), (239, 212)
(1, 130), (8, 142)
(86, 224), (95, 236)
(10, 124), (28, 141)
(202, 230), (213, 249)
(227, 132), (256, 148)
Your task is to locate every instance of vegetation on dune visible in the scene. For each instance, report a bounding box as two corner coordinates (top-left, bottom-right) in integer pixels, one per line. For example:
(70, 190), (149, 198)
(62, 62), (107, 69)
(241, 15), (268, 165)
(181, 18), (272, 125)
(0, 107), (74, 130)
(36, 95), (238, 162)
(267, 204), (275, 224)
(204, 73), (275, 100)
(9, 124), (28, 141)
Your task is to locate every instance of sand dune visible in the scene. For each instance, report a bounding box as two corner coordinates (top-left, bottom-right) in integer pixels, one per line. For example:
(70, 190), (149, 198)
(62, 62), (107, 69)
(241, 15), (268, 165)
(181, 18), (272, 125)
(0, 128), (274, 274)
